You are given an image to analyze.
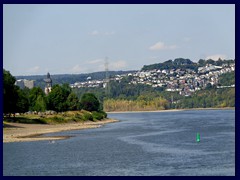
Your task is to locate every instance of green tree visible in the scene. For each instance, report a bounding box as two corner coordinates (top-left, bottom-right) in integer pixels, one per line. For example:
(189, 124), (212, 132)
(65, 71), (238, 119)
(3, 69), (18, 115)
(66, 92), (79, 110)
(29, 87), (46, 111)
(218, 72), (235, 86)
(34, 95), (47, 112)
(16, 88), (29, 113)
(62, 83), (72, 99)
(47, 84), (71, 112)
(80, 93), (100, 112)
(198, 59), (205, 66)
(47, 85), (65, 112)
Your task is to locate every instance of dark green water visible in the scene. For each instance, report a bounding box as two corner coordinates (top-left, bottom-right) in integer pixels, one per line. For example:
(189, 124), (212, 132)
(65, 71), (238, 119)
(3, 109), (235, 176)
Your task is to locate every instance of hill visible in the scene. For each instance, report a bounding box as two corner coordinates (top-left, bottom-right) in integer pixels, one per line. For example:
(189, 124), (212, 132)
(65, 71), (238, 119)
(15, 70), (137, 89)
(141, 58), (235, 71)
(141, 58), (198, 71)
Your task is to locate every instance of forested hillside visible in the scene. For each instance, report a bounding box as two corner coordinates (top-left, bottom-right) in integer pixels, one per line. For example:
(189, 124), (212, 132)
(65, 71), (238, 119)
(71, 71), (235, 111)
(12, 58), (235, 112)
(16, 70), (136, 89)
(142, 58), (198, 71)
(141, 58), (235, 71)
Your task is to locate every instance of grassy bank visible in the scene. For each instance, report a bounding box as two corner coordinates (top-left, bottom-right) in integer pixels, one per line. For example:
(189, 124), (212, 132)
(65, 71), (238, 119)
(4, 110), (107, 125)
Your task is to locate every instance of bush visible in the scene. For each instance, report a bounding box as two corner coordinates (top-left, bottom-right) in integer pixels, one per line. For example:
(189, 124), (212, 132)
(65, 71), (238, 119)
(50, 116), (67, 123)
(72, 113), (84, 122)
(92, 111), (103, 120)
(81, 110), (93, 121)
(79, 93), (100, 112)
(100, 110), (107, 118)
(92, 111), (107, 120)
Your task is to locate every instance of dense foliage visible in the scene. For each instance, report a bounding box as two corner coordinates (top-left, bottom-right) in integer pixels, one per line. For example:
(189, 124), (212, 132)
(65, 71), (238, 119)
(4, 110), (108, 124)
(198, 59), (235, 67)
(3, 69), (29, 115)
(3, 69), (104, 118)
(175, 88), (235, 109)
(142, 58), (198, 71)
(141, 58), (234, 72)
(218, 71), (235, 86)
(79, 93), (101, 112)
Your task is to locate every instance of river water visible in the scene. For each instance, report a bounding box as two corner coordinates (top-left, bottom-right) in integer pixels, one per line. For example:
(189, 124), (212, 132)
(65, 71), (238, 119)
(3, 109), (235, 176)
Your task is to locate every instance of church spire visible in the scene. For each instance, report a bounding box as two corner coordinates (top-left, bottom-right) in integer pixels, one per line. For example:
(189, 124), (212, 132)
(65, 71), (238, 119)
(44, 72), (52, 95)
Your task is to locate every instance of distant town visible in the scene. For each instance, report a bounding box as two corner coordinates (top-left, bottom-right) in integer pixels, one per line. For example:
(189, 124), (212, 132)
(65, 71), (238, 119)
(68, 61), (235, 96)
(15, 59), (235, 97)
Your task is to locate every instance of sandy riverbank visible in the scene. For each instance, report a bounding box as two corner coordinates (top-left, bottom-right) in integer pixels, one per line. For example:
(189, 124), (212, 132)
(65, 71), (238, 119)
(3, 119), (118, 143)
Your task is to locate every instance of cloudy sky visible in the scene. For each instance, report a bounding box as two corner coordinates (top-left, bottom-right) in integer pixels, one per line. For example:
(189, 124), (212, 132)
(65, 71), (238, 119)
(3, 4), (235, 76)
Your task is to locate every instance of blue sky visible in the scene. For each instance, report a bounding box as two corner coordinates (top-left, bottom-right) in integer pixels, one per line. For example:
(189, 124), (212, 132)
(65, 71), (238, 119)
(3, 4), (235, 76)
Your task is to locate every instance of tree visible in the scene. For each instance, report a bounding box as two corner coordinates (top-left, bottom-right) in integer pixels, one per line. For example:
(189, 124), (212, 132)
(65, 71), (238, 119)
(47, 84), (72, 112)
(16, 88), (29, 113)
(3, 69), (18, 115)
(34, 95), (47, 112)
(198, 59), (205, 66)
(29, 87), (46, 111)
(61, 83), (72, 99)
(80, 93), (100, 112)
(47, 85), (65, 112)
(66, 92), (79, 110)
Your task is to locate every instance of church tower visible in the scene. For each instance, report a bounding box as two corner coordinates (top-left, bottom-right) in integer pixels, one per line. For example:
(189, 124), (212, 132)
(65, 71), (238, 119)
(44, 72), (52, 95)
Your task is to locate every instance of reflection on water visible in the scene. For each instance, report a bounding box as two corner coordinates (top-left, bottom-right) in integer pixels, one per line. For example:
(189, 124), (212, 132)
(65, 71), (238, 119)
(3, 109), (235, 176)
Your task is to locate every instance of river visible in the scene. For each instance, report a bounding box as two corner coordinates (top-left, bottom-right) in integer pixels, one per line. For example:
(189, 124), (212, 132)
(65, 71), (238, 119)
(3, 109), (235, 176)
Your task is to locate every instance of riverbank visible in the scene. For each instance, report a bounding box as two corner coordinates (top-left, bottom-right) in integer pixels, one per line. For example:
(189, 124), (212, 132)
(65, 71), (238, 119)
(3, 119), (118, 143)
(107, 107), (235, 113)
(107, 109), (184, 113)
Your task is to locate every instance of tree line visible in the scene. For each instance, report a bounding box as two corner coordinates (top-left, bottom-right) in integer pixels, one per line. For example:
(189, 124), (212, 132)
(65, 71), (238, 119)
(141, 58), (235, 72)
(3, 69), (102, 116)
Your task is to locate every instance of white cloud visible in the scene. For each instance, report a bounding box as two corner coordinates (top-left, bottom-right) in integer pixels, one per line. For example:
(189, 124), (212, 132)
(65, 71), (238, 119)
(168, 45), (177, 49)
(110, 60), (127, 70)
(71, 60), (104, 74)
(149, 41), (177, 51)
(70, 59), (127, 74)
(27, 66), (40, 73)
(88, 58), (104, 64)
(149, 42), (165, 50)
(71, 65), (86, 73)
(205, 54), (227, 60)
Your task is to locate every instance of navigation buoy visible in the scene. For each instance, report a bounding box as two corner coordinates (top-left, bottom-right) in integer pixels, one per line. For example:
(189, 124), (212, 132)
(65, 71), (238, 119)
(196, 133), (200, 142)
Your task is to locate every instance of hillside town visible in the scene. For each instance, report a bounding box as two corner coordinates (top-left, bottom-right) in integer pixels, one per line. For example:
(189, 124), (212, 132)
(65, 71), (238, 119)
(69, 61), (235, 96)
(14, 60), (235, 97)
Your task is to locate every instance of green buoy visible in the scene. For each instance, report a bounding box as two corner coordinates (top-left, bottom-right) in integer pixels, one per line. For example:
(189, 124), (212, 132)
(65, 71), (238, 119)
(196, 133), (200, 142)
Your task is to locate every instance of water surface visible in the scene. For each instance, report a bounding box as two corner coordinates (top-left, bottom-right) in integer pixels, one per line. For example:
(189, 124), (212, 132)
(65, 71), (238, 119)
(3, 109), (235, 176)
